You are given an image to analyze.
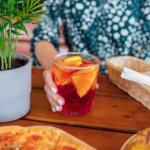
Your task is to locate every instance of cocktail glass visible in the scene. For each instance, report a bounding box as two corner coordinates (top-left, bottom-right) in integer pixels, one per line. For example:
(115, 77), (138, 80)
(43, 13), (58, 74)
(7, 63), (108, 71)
(52, 52), (100, 116)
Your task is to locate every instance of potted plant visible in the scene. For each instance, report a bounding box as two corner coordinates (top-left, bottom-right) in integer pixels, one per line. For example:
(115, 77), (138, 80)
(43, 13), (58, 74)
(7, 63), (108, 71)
(0, 0), (47, 122)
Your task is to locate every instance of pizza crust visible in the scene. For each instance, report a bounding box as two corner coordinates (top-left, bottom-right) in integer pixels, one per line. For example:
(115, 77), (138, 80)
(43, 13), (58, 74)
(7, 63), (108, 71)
(56, 130), (96, 150)
(0, 126), (96, 150)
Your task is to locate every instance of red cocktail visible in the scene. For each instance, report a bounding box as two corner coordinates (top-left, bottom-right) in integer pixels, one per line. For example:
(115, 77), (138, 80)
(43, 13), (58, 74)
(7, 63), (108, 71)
(53, 52), (100, 116)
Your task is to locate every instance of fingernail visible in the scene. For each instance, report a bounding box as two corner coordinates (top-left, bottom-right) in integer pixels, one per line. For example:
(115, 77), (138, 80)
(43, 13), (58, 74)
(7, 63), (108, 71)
(57, 99), (64, 105)
(51, 87), (57, 94)
(55, 106), (61, 111)
(52, 107), (56, 112)
(96, 83), (99, 89)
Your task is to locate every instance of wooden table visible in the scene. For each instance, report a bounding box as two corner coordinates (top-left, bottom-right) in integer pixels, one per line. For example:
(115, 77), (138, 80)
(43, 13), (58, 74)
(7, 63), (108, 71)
(1, 67), (150, 150)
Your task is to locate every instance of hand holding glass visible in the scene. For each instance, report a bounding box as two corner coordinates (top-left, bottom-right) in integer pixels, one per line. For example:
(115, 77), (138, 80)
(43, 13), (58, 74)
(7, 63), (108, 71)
(52, 52), (100, 116)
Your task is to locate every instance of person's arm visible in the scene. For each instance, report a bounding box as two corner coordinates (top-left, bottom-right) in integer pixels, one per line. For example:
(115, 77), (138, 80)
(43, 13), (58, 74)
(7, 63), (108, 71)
(35, 40), (58, 69)
(30, 0), (65, 112)
(30, 0), (63, 68)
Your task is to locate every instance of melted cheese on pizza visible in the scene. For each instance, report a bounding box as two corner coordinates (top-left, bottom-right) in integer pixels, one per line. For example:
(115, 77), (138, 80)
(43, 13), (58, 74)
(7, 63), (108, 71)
(0, 126), (95, 150)
(0, 126), (60, 150)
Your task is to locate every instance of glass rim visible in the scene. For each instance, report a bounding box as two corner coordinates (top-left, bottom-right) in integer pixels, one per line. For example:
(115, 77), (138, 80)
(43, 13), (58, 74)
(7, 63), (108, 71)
(53, 52), (101, 70)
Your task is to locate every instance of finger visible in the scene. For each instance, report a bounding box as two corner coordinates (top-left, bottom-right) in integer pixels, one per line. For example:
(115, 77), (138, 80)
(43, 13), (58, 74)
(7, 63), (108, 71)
(45, 92), (57, 112)
(44, 84), (58, 106)
(44, 83), (65, 106)
(44, 85), (57, 111)
(43, 69), (57, 94)
(48, 90), (65, 111)
(43, 69), (65, 106)
(56, 95), (65, 106)
(44, 85), (64, 112)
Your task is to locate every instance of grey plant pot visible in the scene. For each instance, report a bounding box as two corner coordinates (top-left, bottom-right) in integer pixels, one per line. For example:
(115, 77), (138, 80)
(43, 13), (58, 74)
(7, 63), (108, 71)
(0, 54), (32, 122)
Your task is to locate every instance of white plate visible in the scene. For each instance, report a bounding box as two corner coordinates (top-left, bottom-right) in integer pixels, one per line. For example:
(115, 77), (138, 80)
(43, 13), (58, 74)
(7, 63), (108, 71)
(121, 134), (136, 150)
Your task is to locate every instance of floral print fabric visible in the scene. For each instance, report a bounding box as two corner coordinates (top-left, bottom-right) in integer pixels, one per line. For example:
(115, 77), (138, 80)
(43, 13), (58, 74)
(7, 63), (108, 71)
(30, 0), (150, 74)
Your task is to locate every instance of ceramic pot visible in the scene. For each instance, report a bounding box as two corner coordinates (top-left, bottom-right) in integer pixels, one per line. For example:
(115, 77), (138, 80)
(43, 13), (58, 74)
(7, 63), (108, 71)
(0, 54), (32, 122)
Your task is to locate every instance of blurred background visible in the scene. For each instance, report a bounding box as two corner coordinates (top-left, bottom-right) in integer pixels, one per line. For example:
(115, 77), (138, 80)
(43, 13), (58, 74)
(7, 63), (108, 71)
(15, 23), (68, 57)
(0, 0), (68, 58)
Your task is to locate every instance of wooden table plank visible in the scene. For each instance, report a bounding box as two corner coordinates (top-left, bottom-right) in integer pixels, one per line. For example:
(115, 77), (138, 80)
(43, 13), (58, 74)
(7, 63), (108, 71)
(32, 68), (130, 98)
(0, 119), (132, 150)
(24, 88), (150, 133)
(32, 67), (45, 88)
(97, 75), (130, 98)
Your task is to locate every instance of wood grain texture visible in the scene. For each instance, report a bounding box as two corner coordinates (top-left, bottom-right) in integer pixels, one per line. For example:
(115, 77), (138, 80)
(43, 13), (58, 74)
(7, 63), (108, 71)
(97, 75), (130, 98)
(32, 67), (45, 88)
(0, 119), (132, 150)
(25, 88), (150, 133)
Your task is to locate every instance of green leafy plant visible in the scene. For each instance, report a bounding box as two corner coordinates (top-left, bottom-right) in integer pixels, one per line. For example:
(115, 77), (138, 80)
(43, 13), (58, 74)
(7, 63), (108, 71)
(0, 0), (47, 70)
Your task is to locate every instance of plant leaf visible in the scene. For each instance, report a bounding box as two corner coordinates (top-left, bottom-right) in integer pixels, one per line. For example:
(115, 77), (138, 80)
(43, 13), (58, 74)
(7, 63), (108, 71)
(31, 9), (48, 14)
(13, 23), (28, 36)
(30, 3), (46, 11)
(7, 29), (24, 35)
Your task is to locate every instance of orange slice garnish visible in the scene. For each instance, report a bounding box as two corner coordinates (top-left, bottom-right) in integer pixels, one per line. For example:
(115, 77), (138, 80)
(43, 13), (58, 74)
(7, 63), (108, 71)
(72, 66), (98, 97)
(63, 56), (82, 67)
(64, 56), (82, 63)
(53, 65), (71, 86)
(56, 56), (82, 73)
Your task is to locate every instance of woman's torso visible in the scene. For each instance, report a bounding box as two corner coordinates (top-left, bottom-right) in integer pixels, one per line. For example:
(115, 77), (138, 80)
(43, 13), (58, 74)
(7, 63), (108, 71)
(56, 0), (150, 73)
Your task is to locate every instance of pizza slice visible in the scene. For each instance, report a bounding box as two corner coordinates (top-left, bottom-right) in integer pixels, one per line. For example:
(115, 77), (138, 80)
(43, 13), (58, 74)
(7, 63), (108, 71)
(0, 126), (60, 150)
(0, 126), (96, 150)
(55, 130), (96, 150)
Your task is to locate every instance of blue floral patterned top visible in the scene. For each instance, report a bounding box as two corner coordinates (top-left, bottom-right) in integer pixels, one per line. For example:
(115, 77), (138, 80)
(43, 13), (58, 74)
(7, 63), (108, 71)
(30, 0), (150, 74)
